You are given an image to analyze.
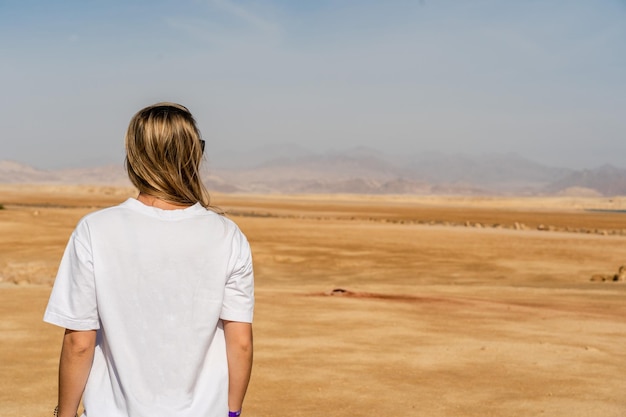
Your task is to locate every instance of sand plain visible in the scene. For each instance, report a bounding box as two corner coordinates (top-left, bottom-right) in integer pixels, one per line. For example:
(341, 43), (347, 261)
(1, 184), (625, 417)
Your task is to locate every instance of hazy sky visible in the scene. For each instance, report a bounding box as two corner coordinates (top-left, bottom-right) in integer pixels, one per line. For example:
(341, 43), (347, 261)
(1, 0), (625, 169)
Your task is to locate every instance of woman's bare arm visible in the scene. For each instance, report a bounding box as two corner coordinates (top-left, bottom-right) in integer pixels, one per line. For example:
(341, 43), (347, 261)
(223, 321), (253, 413)
(57, 329), (97, 417)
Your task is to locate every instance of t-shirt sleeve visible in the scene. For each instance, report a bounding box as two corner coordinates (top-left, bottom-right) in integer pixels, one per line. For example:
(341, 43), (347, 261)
(220, 230), (255, 323)
(43, 221), (100, 330)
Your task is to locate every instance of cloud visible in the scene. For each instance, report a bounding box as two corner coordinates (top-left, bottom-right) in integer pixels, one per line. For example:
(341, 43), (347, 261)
(165, 1), (280, 48)
(165, 17), (220, 45)
(210, 0), (279, 34)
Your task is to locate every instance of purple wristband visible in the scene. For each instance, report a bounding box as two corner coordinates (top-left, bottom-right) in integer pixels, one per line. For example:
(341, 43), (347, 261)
(229, 411), (241, 417)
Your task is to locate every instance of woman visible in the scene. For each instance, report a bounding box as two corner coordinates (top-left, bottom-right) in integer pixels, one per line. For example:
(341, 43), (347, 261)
(44, 103), (254, 417)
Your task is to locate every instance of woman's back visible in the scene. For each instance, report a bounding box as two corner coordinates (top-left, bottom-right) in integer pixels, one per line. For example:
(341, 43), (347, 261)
(46, 199), (254, 417)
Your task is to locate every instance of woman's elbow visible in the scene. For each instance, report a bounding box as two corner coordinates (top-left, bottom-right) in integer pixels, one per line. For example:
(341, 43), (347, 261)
(63, 329), (97, 355)
(224, 322), (253, 352)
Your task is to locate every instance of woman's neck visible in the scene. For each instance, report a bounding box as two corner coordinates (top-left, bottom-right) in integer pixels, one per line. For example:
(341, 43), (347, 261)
(136, 193), (192, 210)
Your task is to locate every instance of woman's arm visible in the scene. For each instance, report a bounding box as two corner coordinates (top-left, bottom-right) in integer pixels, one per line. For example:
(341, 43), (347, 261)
(57, 329), (97, 417)
(223, 321), (253, 413)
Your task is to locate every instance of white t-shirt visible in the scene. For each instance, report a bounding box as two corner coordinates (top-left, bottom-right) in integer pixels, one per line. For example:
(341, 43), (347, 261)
(44, 198), (254, 417)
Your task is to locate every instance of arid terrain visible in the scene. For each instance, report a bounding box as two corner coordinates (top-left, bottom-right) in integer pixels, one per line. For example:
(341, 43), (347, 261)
(1, 184), (625, 417)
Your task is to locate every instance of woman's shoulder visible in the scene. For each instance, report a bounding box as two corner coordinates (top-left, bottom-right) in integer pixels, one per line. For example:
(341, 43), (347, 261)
(212, 211), (247, 235)
(70, 199), (144, 233)
(80, 199), (133, 220)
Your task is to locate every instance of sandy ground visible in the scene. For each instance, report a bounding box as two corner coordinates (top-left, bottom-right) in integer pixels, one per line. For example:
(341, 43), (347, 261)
(1, 185), (625, 417)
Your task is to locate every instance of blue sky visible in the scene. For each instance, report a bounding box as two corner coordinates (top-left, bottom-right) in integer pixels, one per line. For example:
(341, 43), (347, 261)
(1, 0), (625, 169)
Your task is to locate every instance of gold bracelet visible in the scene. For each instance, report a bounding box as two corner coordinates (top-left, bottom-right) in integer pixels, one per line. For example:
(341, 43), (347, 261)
(53, 405), (77, 417)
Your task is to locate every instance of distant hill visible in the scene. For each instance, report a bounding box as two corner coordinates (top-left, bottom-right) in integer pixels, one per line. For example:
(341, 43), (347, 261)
(400, 152), (572, 188)
(208, 147), (575, 194)
(2, 148), (625, 196)
(545, 165), (626, 196)
(0, 161), (130, 185)
(0, 160), (59, 183)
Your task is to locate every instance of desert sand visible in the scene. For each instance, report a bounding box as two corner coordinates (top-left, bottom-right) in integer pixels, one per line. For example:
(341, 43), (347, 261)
(1, 184), (625, 417)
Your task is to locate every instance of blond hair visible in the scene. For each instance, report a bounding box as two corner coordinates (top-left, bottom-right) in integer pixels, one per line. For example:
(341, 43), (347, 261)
(125, 102), (211, 208)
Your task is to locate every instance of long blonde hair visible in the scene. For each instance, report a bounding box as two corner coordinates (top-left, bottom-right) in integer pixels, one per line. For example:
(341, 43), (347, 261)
(125, 102), (211, 208)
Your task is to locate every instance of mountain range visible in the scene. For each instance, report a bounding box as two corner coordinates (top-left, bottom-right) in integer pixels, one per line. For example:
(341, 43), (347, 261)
(2, 146), (625, 196)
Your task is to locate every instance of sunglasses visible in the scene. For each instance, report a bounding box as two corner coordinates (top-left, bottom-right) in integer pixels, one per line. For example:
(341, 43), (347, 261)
(200, 139), (205, 153)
